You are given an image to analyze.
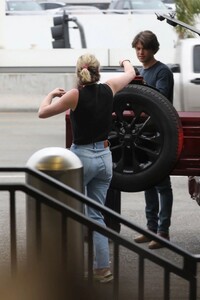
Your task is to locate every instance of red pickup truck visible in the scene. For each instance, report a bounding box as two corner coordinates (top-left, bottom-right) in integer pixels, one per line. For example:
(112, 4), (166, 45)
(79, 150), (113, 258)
(65, 82), (200, 190)
(65, 14), (200, 220)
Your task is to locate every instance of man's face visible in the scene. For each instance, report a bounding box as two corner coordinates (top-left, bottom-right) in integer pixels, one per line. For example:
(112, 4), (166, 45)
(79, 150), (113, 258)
(135, 41), (154, 64)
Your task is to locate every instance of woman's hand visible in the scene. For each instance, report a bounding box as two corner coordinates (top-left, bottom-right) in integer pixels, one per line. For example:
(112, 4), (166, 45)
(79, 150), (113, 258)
(119, 59), (131, 67)
(49, 88), (66, 98)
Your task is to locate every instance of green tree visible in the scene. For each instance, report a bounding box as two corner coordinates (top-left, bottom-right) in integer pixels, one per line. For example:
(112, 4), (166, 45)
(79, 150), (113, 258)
(175, 0), (200, 38)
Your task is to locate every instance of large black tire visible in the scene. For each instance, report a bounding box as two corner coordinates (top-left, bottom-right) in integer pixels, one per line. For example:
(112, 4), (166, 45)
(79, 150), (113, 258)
(108, 84), (183, 192)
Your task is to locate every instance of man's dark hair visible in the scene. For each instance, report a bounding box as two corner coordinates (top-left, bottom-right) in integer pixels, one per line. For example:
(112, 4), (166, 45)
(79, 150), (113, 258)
(131, 30), (160, 54)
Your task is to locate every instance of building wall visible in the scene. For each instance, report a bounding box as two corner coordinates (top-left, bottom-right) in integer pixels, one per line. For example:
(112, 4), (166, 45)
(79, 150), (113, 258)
(1, 12), (179, 110)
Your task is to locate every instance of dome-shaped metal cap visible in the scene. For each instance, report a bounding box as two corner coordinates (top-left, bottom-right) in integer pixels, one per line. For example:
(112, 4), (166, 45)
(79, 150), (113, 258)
(26, 147), (83, 171)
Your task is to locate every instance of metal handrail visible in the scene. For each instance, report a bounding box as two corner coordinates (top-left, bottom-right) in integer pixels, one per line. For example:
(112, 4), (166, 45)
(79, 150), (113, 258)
(0, 167), (199, 299)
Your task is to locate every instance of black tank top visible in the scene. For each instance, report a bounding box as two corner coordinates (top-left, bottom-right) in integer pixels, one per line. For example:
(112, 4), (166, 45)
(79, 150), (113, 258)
(70, 83), (113, 145)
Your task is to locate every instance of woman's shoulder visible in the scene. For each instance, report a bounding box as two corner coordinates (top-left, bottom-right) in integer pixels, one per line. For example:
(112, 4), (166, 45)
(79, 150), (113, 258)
(68, 88), (79, 96)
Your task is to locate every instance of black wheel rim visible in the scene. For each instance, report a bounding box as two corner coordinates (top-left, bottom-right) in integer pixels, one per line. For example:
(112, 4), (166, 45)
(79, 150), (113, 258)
(109, 97), (163, 176)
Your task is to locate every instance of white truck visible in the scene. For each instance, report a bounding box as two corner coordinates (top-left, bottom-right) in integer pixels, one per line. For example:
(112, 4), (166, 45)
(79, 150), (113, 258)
(172, 38), (200, 111)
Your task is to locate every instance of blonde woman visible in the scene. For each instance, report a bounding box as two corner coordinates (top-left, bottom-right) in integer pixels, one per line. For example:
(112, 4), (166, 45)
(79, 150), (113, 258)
(39, 53), (136, 283)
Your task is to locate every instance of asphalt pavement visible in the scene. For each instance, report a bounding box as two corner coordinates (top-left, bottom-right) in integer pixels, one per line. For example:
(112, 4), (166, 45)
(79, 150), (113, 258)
(1, 112), (200, 299)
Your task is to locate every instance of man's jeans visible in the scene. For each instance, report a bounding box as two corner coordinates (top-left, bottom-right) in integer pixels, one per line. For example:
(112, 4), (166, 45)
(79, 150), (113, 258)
(70, 142), (112, 269)
(144, 175), (173, 234)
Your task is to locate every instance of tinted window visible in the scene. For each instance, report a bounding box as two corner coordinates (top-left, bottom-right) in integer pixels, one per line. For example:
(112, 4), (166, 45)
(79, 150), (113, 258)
(40, 3), (65, 9)
(122, 0), (131, 9)
(130, 0), (167, 9)
(109, 0), (167, 10)
(7, 1), (43, 11)
(162, 0), (174, 3)
(110, 0), (124, 9)
(193, 45), (200, 73)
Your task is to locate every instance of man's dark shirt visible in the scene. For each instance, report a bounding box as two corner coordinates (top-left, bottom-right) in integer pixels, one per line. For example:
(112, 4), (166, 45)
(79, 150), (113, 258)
(140, 61), (174, 103)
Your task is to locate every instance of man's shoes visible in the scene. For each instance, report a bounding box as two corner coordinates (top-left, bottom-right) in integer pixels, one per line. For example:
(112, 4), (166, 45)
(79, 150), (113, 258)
(134, 232), (170, 249)
(134, 234), (151, 243)
(148, 232), (170, 249)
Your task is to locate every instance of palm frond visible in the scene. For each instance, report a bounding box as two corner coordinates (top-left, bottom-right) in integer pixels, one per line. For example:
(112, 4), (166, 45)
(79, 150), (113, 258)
(174, 0), (200, 38)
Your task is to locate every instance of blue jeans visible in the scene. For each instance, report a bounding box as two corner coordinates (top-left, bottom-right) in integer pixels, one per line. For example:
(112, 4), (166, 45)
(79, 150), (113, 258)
(144, 176), (173, 234)
(70, 141), (112, 269)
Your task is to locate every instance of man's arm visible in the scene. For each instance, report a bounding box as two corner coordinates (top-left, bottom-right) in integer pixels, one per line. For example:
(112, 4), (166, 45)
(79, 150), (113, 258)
(156, 68), (174, 103)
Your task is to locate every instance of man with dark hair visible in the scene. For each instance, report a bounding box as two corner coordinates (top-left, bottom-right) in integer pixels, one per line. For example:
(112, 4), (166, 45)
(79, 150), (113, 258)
(132, 30), (174, 249)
